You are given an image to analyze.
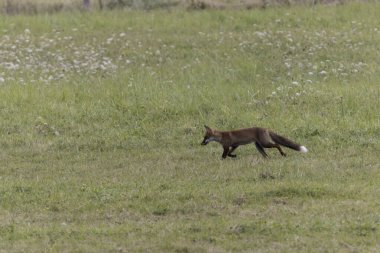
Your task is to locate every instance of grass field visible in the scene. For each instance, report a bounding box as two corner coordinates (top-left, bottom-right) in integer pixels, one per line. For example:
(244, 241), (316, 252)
(0, 3), (379, 252)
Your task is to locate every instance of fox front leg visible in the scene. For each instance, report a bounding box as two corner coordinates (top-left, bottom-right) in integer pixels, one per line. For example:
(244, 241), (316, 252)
(222, 147), (230, 159)
(227, 146), (238, 158)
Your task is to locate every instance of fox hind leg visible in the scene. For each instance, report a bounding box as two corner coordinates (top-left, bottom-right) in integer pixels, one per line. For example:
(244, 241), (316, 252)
(257, 134), (287, 157)
(261, 142), (286, 157)
(275, 144), (287, 156)
(267, 143), (286, 156)
(255, 142), (268, 158)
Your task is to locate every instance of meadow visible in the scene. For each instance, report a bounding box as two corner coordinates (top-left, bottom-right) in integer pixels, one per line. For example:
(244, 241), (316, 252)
(0, 3), (379, 252)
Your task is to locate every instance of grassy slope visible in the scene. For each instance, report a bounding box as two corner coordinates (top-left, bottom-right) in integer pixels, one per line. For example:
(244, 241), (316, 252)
(0, 4), (379, 252)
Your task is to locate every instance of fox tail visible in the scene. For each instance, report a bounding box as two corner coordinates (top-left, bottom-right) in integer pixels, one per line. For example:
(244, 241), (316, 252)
(269, 132), (308, 153)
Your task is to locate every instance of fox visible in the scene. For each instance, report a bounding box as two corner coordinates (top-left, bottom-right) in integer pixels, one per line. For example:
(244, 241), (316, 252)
(201, 125), (308, 159)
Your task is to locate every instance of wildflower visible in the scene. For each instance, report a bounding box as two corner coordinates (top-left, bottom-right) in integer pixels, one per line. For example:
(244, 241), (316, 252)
(106, 37), (113, 44)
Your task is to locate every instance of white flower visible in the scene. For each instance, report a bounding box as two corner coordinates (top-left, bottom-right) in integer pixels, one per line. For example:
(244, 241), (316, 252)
(106, 37), (113, 44)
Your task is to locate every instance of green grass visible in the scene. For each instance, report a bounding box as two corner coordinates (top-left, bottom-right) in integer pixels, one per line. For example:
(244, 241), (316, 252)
(0, 3), (380, 252)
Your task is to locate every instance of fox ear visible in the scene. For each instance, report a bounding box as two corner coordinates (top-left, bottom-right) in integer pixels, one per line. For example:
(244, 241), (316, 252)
(204, 125), (210, 130)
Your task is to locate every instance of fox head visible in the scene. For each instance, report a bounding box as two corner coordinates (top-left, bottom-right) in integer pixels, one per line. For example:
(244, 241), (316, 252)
(201, 125), (220, 145)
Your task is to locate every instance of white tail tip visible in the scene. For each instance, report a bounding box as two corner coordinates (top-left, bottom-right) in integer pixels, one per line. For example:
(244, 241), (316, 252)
(299, 146), (308, 153)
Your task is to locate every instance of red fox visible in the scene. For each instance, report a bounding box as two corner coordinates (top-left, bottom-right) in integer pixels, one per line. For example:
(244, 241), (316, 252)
(201, 125), (308, 159)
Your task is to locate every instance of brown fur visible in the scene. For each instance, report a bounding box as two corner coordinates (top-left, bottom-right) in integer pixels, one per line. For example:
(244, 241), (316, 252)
(201, 125), (307, 159)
